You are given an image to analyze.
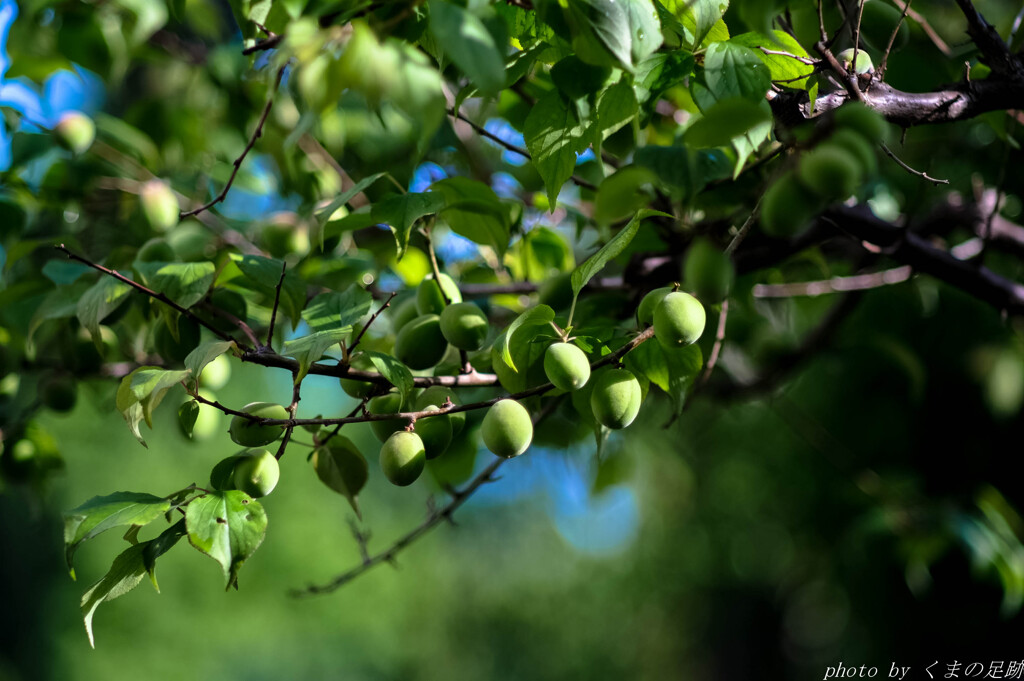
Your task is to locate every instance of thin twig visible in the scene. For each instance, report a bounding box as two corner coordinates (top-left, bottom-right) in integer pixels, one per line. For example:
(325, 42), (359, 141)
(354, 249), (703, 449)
(877, 0), (913, 78)
(292, 395), (565, 596)
(697, 299), (729, 388)
(889, 0), (951, 57)
(447, 108), (597, 192)
(880, 142), (950, 185)
(275, 375), (302, 460)
(349, 292), (398, 354)
(55, 245), (239, 346)
(266, 261), (288, 349)
(180, 66), (285, 218)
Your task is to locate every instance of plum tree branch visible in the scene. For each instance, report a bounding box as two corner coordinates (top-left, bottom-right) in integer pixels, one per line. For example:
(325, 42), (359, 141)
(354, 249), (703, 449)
(54, 244), (240, 347)
(230, 327), (657, 429)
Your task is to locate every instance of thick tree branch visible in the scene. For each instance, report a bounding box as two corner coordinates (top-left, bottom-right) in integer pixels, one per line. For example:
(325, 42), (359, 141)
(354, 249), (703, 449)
(953, 0), (1024, 79)
(774, 77), (1024, 128)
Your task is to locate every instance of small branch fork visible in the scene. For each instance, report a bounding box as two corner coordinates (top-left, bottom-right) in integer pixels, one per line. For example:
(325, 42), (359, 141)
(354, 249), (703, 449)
(179, 65), (286, 219)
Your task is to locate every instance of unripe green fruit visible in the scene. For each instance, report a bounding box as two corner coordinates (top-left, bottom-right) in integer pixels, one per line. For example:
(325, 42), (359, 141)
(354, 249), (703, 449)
(228, 402), (289, 447)
(140, 179), (180, 233)
(390, 297), (419, 332)
(394, 314), (448, 370)
(860, 1), (909, 52)
(154, 317), (201, 365)
(412, 406), (453, 459)
(367, 392), (405, 442)
(379, 431), (426, 486)
(837, 48), (874, 74)
(210, 453), (243, 490)
(136, 238), (176, 263)
(638, 287), (673, 327)
(415, 386), (465, 435)
(798, 144), (863, 200)
(187, 400), (222, 441)
(415, 273), (462, 315)
(589, 368), (642, 430)
(339, 356), (376, 399)
(829, 129), (878, 177)
(653, 292), (706, 349)
(232, 448), (280, 498)
(481, 399), (533, 458)
(761, 172), (823, 238)
(834, 102), (890, 145)
(684, 239), (734, 303)
(439, 302), (488, 351)
(544, 342), (591, 391)
(53, 111), (95, 154)
(258, 213), (309, 258)
(39, 374), (77, 413)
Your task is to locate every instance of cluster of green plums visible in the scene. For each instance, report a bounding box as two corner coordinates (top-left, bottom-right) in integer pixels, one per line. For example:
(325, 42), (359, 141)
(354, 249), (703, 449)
(762, 102), (889, 238)
(212, 272), (709, 491)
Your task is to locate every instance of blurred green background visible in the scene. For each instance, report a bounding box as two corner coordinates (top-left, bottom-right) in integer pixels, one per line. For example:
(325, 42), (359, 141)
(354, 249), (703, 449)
(4, 280), (1024, 681)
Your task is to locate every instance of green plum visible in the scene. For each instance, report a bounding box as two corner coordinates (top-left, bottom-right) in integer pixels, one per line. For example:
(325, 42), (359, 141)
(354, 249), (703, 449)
(367, 392), (405, 442)
(412, 405), (453, 459)
(653, 292), (706, 348)
(380, 431), (426, 486)
(589, 368), (641, 429)
(439, 302), (489, 351)
(394, 314), (448, 370)
(232, 448), (280, 497)
(543, 342), (591, 391)
(228, 402), (289, 447)
(415, 273), (462, 314)
(481, 399), (533, 458)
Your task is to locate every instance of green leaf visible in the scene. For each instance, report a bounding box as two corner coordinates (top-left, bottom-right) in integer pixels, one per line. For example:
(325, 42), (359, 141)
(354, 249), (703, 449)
(79, 520), (184, 647)
(665, 0), (729, 50)
(633, 145), (693, 198)
(134, 262), (216, 309)
(80, 543), (148, 648)
(571, 0), (661, 71)
(312, 442), (369, 518)
(185, 491), (268, 590)
(594, 166), (658, 225)
(141, 520), (187, 589)
(364, 350), (414, 400)
(371, 193), (447, 260)
(524, 90), (590, 206)
(76, 275), (133, 346)
(28, 281), (91, 346)
(432, 178), (511, 257)
(665, 344), (703, 414)
(593, 78), (638, 143)
(499, 305), (554, 372)
(702, 41), (771, 102)
(683, 96), (772, 148)
(184, 340), (237, 385)
(178, 400), (199, 439)
(229, 254), (306, 327)
(634, 52), (694, 108)
(731, 31), (814, 89)
(115, 367), (191, 446)
(64, 492), (172, 577)
(312, 172), (388, 251)
(624, 340), (670, 392)
(283, 329), (349, 382)
(428, 0), (505, 95)
(570, 209), (668, 298)
(302, 286), (374, 332)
